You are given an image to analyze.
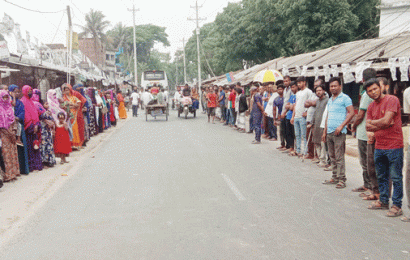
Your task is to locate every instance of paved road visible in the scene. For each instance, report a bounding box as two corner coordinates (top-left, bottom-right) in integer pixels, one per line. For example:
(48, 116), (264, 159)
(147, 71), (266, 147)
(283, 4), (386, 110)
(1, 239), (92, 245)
(1, 110), (410, 259)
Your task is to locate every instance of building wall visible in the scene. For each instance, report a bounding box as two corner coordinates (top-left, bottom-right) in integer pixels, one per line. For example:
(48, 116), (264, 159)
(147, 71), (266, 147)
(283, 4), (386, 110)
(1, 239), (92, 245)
(380, 0), (410, 37)
(79, 38), (105, 70)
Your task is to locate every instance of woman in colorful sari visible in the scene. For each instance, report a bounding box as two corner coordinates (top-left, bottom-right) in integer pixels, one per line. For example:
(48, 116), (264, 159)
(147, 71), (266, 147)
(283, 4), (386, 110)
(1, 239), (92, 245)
(80, 87), (92, 141)
(62, 84), (82, 149)
(107, 90), (117, 127)
(71, 84), (87, 146)
(100, 91), (110, 129)
(87, 88), (98, 136)
(39, 100), (56, 168)
(21, 85), (43, 172)
(117, 90), (127, 119)
(8, 85), (29, 175)
(0, 90), (20, 181)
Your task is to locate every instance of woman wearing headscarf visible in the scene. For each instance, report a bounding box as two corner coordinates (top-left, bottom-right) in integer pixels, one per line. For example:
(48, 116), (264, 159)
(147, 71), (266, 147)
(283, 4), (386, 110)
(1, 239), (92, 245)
(79, 87), (92, 142)
(95, 90), (104, 133)
(39, 95), (56, 168)
(87, 87), (98, 136)
(47, 89), (66, 123)
(71, 84), (87, 147)
(107, 90), (117, 127)
(117, 90), (127, 119)
(32, 89), (46, 115)
(20, 85), (43, 172)
(0, 90), (20, 181)
(100, 90), (110, 130)
(8, 85), (29, 175)
(62, 84), (82, 149)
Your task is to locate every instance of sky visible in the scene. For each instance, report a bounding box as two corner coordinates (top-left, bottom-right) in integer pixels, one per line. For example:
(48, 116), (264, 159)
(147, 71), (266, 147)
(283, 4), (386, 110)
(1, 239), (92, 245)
(1, 0), (239, 59)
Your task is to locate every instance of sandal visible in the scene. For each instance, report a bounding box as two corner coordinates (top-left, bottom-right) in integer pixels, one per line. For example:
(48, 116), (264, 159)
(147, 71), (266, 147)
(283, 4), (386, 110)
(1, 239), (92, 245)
(362, 194), (379, 200)
(352, 186), (368, 192)
(335, 181), (346, 189)
(400, 216), (410, 222)
(288, 151), (298, 156)
(386, 205), (403, 217)
(322, 179), (338, 185)
(359, 190), (372, 197)
(368, 200), (389, 210)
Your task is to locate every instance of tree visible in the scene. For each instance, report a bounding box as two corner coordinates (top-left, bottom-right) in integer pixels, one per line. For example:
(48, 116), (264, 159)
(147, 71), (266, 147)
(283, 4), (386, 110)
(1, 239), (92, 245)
(79, 9), (111, 46)
(107, 22), (130, 51)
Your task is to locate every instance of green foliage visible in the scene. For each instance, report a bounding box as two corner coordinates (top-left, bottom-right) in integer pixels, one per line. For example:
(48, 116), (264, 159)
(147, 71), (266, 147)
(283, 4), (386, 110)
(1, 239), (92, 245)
(179, 0), (379, 80)
(79, 9), (111, 46)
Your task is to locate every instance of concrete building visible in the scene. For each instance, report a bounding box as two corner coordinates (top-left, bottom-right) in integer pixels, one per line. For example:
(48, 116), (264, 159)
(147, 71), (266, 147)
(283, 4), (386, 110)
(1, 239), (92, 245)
(380, 0), (410, 37)
(78, 38), (105, 70)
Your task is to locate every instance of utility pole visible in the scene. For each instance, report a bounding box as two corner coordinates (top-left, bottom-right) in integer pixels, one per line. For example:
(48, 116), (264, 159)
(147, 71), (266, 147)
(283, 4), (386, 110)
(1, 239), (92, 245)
(128, 4), (140, 86)
(175, 60), (178, 89)
(181, 38), (187, 84)
(66, 5), (73, 85)
(188, 1), (206, 93)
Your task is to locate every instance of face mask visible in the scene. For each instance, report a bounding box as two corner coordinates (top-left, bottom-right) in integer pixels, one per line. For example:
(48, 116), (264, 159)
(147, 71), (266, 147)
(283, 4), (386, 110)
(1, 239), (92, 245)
(28, 93), (33, 98)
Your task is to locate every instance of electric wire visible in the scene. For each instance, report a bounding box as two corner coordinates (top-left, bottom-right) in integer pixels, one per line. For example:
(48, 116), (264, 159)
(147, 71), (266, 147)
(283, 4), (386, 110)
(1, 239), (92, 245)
(3, 0), (65, 14)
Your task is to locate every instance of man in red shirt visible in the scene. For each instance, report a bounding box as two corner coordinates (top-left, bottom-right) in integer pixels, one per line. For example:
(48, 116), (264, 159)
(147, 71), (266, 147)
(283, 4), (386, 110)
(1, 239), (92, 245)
(207, 89), (217, 123)
(228, 85), (237, 127)
(365, 78), (404, 217)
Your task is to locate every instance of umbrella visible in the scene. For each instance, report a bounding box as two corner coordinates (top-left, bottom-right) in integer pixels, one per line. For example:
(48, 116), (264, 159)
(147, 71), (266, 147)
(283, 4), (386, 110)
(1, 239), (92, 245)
(253, 69), (284, 83)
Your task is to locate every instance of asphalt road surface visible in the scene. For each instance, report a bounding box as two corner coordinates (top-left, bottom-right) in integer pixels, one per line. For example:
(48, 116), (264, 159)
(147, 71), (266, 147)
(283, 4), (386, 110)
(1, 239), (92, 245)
(1, 110), (409, 259)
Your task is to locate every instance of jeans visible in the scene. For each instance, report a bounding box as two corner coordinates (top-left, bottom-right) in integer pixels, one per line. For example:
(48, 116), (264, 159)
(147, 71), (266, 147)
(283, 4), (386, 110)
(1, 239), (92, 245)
(375, 148), (403, 208)
(327, 133), (346, 182)
(405, 146), (410, 209)
(267, 117), (277, 139)
(285, 119), (294, 149)
(224, 108), (231, 125)
(294, 117), (307, 154)
(253, 112), (262, 141)
(132, 105), (138, 117)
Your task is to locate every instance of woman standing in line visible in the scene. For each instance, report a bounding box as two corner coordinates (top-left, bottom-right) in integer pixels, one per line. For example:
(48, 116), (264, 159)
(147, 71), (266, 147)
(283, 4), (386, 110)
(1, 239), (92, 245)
(20, 85), (43, 172)
(117, 90), (127, 119)
(63, 84), (82, 149)
(0, 90), (20, 181)
(8, 85), (29, 175)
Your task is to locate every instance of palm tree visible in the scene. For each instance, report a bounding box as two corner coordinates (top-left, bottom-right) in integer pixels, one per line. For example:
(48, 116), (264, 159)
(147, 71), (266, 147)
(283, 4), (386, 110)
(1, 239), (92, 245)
(79, 9), (110, 47)
(106, 22), (131, 51)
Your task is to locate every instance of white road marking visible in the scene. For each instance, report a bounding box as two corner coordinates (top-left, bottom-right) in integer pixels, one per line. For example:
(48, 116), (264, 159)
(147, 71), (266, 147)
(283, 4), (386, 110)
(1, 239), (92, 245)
(221, 174), (246, 201)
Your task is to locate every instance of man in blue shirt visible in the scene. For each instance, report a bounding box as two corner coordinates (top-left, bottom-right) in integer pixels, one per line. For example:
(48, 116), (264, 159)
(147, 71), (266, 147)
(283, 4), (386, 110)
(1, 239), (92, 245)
(284, 81), (298, 154)
(273, 84), (285, 149)
(218, 86), (226, 123)
(322, 77), (355, 189)
(251, 86), (267, 144)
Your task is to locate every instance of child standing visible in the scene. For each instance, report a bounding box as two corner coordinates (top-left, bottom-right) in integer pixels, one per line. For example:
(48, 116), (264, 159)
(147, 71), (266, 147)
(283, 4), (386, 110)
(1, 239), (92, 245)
(54, 112), (72, 164)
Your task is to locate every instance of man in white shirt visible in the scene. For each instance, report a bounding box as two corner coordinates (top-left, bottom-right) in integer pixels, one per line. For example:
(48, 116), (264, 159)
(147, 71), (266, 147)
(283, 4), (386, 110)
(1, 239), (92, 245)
(130, 88), (140, 117)
(141, 89), (153, 109)
(291, 76), (313, 156)
(265, 87), (279, 140)
(173, 87), (182, 109)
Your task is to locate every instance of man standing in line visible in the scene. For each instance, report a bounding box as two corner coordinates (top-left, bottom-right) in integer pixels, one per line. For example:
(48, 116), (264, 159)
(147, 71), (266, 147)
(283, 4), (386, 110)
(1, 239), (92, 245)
(130, 88), (140, 117)
(291, 77), (312, 157)
(322, 77), (355, 189)
(366, 79), (404, 218)
(309, 83), (328, 166)
(349, 68), (379, 199)
(228, 84), (238, 127)
(279, 76), (292, 151)
(285, 81), (298, 155)
(251, 86), (266, 144)
(304, 79), (322, 160)
(218, 86), (226, 123)
(273, 84), (285, 146)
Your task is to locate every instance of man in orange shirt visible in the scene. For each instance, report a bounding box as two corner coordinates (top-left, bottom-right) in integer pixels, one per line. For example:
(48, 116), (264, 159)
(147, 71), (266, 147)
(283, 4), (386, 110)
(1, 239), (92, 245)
(207, 89), (218, 124)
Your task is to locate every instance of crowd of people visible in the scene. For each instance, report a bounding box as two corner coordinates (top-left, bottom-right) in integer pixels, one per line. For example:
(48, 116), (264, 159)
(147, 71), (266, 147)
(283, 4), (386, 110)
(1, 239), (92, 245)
(0, 83), (128, 189)
(201, 68), (410, 222)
